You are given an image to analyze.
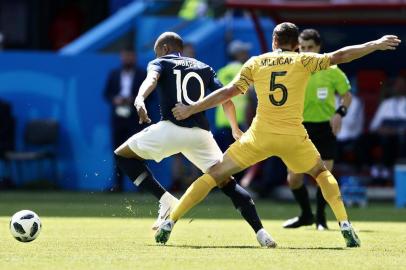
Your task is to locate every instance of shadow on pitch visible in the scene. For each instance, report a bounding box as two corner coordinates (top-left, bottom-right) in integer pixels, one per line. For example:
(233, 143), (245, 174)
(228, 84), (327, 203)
(278, 246), (345, 250)
(148, 244), (346, 250)
(148, 244), (260, 249)
(306, 229), (376, 233)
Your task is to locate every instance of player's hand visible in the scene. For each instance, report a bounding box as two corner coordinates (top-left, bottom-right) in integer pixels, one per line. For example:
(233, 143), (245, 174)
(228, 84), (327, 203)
(330, 114), (342, 136)
(375, 35), (401, 50)
(232, 128), (243, 140)
(172, 103), (193, 120)
(134, 98), (151, 124)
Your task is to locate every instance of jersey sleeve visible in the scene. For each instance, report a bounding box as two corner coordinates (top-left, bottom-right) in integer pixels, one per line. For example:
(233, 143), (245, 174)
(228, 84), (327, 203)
(332, 66), (351, 95)
(300, 53), (331, 73)
(147, 59), (163, 74)
(231, 57), (255, 94)
(207, 67), (223, 92)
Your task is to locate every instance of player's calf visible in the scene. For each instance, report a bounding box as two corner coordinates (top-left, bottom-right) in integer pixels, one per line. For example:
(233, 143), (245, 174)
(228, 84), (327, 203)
(115, 154), (166, 199)
(115, 154), (178, 229)
(221, 180), (264, 233)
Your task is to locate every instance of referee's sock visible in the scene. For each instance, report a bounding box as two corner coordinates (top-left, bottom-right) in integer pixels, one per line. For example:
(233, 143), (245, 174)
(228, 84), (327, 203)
(115, 155), (166, 199)
(291, 184), (313, 218)
(221, 180), (263, 233)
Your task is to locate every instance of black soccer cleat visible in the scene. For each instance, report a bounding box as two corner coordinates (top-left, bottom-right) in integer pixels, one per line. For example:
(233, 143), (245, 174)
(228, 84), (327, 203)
(283, 215), (314, 229)
(316, 215), (329, 231)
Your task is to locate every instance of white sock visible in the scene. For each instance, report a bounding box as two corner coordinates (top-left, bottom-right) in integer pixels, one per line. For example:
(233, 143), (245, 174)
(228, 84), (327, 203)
(340, 220), (350, 229)
(256, 228), (268, 236)
(159, 192), (176, 205)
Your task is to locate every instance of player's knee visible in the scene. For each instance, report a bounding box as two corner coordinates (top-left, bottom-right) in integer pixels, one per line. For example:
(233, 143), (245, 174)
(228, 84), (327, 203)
(287, 171), (304, 189)
(307, 158), (328, 178)
(114, 144), (144, 159)
(114, 147), (128, 157)
(207, 164), (229, 185)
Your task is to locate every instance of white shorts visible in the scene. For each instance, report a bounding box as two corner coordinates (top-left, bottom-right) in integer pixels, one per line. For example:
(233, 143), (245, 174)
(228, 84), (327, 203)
(126, 121), (223, 173)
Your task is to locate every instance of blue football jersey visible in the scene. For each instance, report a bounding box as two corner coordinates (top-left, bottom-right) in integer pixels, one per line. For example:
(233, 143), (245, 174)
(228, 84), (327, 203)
(147, 53), (223, 131)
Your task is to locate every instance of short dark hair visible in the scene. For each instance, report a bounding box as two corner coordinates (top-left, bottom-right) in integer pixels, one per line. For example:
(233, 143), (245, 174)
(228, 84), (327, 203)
(155, 32), (183, 51)
(299, 29), (321, 46)
(273, 22), (299, 47)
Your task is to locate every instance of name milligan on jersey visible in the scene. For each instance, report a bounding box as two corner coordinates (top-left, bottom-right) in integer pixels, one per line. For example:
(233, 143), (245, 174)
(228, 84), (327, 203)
(261, 56), (293, 67)
(147, 54), (222, 131)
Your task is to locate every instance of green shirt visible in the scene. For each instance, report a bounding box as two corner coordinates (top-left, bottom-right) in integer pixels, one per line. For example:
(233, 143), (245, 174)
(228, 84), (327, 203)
(303, 65), (350, 122)
(215, 62), (248, 128)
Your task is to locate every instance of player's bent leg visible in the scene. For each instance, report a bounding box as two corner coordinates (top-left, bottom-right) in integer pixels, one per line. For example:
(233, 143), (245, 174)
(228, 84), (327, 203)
(283, 171), (314, 229)
(221, 180), (263, 232)
(315, 160), (334, 231)
(307, 159), (360, 247)
(306, 159), (346, 222)
(171, 153), (241, 222)
(181, 131), (275, 247)
(115, 144), (166, 199)
(155, 173), (217, 244)
(155, 154), (243, 245)
(114, 144), (178, 230)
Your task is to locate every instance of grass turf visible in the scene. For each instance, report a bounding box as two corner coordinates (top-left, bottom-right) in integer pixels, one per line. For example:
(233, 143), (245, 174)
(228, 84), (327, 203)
(0, 191), (405, 270)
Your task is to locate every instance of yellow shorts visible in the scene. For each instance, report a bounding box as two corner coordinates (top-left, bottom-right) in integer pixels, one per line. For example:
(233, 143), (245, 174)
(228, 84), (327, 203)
(226, 128), (320, 173)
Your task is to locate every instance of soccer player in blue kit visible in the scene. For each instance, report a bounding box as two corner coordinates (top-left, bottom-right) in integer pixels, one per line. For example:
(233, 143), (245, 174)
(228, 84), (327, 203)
(114, 32), (276, 247)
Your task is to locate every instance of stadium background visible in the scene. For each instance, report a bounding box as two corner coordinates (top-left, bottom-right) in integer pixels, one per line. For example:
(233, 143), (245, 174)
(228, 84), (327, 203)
(0, 0), (405, 198)
(1, 1), (406, 270)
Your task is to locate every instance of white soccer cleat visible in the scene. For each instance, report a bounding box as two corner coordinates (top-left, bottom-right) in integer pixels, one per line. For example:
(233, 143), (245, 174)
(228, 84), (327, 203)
(340, 221), (361, 248)
(152, 192), (178, 230)
(317, 224), (327, 231)
(256, 228), (277, 248)
(155, 220), (175, 244)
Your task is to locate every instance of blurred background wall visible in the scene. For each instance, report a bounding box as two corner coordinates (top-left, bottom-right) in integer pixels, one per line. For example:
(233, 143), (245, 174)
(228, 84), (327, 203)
(0, 0), (405, 196)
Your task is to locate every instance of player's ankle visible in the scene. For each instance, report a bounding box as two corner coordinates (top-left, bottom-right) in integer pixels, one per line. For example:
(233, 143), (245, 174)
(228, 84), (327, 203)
(339, 220), (350, 228)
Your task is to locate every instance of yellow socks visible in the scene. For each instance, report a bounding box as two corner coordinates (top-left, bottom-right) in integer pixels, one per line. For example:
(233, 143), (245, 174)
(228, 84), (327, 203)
(315, 170), (348, 222)
(169, 174), (217, 222)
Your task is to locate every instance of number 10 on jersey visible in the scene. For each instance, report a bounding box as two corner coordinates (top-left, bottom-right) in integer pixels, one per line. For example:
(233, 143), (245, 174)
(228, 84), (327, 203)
(174, 69), (205, 105)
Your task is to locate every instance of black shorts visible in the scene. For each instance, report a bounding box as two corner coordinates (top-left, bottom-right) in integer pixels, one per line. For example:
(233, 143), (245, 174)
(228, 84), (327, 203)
(303, 121), (337, 160)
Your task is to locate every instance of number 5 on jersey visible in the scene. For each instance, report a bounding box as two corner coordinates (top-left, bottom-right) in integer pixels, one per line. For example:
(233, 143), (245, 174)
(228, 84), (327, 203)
(270, 71), (288, 106)
(174, 69), (204, 105)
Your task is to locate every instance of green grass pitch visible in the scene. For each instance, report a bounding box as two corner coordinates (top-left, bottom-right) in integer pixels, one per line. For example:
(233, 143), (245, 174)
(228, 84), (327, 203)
(1, 191), (405, 270)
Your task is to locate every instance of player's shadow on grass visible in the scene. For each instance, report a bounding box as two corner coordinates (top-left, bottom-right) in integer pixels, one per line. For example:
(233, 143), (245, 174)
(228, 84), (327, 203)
(151, 244), (261, 249)
(308, 229), (376, 233)
(150, 244), (346, 250)
(278, 246), (345, 250)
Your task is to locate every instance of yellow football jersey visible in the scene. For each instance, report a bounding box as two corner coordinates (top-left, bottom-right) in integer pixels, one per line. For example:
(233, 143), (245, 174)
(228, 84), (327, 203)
(233, 50), (330, 136)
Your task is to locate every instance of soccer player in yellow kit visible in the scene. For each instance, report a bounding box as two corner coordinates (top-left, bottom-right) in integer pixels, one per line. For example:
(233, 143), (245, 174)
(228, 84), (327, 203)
(283, 29), (352, 230)
(156, 22), (401, 248)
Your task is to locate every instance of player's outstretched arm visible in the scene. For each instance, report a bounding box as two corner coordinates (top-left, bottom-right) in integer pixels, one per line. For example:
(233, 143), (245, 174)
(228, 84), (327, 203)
(134, 71), (160, 124)
(329, 35), (401, 65)
(172, 85), (241, 120)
